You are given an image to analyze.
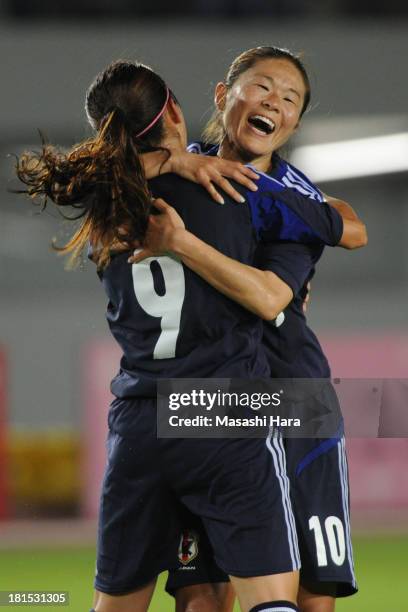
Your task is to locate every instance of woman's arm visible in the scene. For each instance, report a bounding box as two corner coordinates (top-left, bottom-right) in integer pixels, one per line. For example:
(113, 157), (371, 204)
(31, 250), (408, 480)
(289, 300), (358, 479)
(169, 231), (293, 321)
(142, 148), (259, 205)
(323, 194), (368, 249)
(144, 151), (367, 250)
(129, 199), (293, 321)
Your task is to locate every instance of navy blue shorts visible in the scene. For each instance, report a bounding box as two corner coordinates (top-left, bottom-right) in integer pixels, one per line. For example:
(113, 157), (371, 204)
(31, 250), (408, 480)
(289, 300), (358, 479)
(95, 400), (300, 595)
(286, 433), (357, 597)
(166, 431), (357, 598)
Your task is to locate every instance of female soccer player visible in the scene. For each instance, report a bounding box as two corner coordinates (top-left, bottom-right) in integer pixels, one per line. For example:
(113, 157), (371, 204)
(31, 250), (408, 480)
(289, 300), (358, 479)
(14, 59), (348, 612)
(131, 47), (366, 612)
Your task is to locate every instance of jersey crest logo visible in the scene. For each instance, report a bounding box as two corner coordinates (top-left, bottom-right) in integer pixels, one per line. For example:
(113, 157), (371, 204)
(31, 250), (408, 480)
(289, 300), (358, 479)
(178, 529), (199, 565)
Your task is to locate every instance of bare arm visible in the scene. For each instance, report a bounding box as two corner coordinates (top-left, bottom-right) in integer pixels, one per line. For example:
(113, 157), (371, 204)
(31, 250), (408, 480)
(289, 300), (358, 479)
(142, 148), (259, 205)
(323, 194), (368, 249)
(170, 231), (293, 321)
(129, 199), (292, 321)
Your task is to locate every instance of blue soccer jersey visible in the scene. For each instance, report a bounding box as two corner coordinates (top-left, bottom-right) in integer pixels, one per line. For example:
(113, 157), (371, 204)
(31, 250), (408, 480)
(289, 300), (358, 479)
(99, 174), (268, 398)
(188, 142), (338, 378)
(262, 154), (333, 377)
(97, 166), (342, 399)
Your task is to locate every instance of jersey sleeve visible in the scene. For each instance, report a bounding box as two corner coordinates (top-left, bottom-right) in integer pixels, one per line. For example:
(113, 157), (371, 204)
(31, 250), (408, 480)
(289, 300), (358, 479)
(187, 141), (203, 154)
(247, 172), (343, 247)
(185, 147), (343, 246)
(255, 242), (321, 296)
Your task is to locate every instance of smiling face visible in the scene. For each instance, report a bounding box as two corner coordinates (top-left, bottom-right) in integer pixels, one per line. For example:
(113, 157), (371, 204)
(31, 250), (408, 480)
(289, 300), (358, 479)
(216, 58), (307, 172)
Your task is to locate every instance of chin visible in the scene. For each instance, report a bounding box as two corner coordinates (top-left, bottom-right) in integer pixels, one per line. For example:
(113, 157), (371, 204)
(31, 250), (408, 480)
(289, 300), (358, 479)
(229, 136), (268, 164)
(241, 138), (272, 157)
(240, 145), (270, 163)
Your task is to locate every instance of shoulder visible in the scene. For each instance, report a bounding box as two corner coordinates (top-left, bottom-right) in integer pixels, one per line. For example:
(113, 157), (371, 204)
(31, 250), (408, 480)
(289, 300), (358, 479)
(148, 173), (206, 201)
(272, 154), (324, 202)
(148, 172), (244, 209)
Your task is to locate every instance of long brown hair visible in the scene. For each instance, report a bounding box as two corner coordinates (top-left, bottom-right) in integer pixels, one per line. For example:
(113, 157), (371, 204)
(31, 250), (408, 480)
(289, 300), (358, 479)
(14, 60), (174, 269)
(203, 46), (311, 146)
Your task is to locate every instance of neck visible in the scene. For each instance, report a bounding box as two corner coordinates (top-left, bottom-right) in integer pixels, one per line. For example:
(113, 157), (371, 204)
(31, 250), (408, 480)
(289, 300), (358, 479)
(162, 114), (187, 152)
(218, 138), (272, 173)
(162, 133), (185, 153)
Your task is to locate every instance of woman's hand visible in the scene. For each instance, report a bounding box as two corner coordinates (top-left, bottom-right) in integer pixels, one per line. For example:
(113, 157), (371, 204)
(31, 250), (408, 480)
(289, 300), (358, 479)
(170, 151), (259, 205)
(128, 198), (186, 263)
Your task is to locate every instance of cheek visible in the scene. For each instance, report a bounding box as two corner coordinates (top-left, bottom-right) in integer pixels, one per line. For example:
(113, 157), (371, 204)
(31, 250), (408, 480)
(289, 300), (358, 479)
(282, 108), (301, 131)
(224, 100), (245, 133)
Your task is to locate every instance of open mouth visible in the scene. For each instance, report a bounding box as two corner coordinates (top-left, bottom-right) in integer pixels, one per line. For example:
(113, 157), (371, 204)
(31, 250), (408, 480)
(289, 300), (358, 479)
(247, 115), (275, 135)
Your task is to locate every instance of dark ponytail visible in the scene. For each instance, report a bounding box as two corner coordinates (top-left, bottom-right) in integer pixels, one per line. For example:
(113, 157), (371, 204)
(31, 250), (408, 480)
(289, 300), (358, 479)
(14, 60), (173, 269)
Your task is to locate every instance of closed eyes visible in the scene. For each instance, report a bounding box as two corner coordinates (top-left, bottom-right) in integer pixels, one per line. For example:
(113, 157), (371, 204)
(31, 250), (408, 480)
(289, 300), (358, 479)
(256, 84), (296, 104)
(256, 83), (270, 91)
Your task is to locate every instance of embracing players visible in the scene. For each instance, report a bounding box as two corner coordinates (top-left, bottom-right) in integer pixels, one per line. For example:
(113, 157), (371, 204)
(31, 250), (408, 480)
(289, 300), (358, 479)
(14, 58), (362, 612)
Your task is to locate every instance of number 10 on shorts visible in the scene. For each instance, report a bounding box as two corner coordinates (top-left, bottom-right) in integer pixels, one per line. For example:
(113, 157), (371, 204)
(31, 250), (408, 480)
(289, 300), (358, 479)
(309, 515), (346, 567)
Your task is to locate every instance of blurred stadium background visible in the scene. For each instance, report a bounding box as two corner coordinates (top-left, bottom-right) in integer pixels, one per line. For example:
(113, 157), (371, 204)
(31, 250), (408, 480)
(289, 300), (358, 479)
(1, 0), (407, 610)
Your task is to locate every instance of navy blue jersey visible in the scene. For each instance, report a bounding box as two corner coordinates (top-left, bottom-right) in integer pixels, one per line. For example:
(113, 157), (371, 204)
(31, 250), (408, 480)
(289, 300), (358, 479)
(262, 154), (332, 378)
(97, 164), (341, 397)
(188, 142), (337, 378)
(99, 174), (268, 398)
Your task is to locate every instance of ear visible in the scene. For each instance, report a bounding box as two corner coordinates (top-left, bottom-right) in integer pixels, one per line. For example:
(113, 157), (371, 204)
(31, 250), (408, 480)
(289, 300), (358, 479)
(166, 97), (183, 125)
(214, 82), (227, 111)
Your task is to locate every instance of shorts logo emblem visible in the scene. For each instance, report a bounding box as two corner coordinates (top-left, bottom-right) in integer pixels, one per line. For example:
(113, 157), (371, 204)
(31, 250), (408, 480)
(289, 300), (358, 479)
(178, 529), (199, 565)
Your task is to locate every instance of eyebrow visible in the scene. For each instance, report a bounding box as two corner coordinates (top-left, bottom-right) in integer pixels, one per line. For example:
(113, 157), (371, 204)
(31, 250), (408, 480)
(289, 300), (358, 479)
(253, 73), (302, 100)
